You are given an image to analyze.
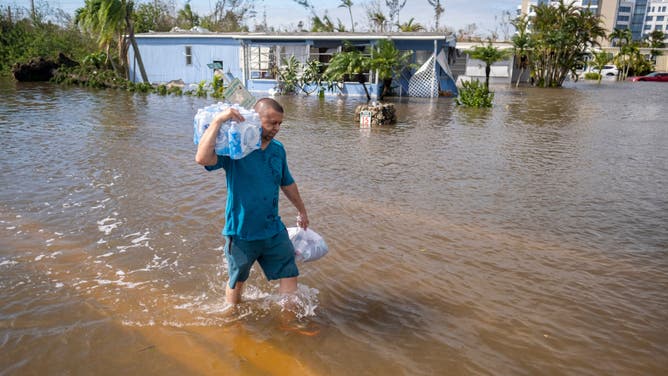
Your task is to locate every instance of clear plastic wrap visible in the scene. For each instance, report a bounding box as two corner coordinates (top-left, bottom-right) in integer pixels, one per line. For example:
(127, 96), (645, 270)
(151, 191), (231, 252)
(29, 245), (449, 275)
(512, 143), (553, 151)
(193, 102), (262, 159)
(287, 227), (329, 262)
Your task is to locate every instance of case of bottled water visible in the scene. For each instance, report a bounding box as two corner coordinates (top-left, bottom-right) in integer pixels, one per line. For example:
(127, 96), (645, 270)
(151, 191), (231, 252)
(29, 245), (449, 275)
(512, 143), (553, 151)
(193, 102), (262, 159)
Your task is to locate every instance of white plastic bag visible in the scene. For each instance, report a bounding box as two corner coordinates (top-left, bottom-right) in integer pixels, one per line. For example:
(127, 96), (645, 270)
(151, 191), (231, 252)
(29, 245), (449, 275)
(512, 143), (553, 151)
(287, 227), (328, 262)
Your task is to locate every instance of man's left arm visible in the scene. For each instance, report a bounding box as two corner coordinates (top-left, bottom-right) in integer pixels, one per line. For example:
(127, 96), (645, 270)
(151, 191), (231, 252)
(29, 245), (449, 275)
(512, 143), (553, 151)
(281, 183), (309, 229)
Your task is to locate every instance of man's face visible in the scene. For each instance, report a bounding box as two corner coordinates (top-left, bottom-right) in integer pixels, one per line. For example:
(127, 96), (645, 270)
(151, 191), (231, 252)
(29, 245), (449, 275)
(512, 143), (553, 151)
(260, 108), (283, 141)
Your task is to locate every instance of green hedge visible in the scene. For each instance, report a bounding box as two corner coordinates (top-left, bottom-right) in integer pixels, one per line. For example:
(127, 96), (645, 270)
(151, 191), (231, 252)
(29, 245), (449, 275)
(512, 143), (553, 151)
(584, 72), (601, 80)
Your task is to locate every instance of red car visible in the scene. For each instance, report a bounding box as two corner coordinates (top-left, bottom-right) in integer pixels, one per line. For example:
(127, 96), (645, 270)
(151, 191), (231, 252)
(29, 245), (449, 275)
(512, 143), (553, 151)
(628, 72), (668, 82)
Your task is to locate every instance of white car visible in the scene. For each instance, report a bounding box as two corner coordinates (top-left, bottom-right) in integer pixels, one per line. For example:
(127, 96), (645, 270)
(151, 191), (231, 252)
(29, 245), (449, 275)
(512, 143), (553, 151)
(586, 65), (619, 77)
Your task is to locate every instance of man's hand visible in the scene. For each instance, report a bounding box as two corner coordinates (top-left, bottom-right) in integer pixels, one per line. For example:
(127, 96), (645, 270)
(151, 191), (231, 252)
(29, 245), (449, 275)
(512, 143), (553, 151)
(196, 108), (246, 166)
(212, 107), (245, 125)
(297, 212), (309, 229)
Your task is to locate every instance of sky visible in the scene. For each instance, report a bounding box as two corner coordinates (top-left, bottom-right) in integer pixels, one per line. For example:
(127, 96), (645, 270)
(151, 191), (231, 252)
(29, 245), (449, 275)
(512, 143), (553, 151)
(7, 0), (520, 37)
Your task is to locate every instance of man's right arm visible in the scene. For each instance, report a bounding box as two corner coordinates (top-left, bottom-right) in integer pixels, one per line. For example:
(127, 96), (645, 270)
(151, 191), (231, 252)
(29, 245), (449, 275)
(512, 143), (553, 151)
(195, 108), (244, 166)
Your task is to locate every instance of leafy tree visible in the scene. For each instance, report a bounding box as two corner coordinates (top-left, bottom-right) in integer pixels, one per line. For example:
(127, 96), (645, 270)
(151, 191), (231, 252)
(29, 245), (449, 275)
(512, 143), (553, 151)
(338, 0), (355, 32)
(1, 5), (96, 75)
(397, 17), (424, 32)
(201, 0), (254, 32)
(133, 1), (174, 33)
(468, 40), (512, 90)
(526, 0), (605, 87)
(427, 0), (444, 31)
(370, 39), (413, 99)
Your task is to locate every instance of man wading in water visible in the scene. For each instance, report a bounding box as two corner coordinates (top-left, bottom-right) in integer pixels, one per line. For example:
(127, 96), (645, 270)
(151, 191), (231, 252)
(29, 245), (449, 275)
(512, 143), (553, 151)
(195, 98), (310, 308)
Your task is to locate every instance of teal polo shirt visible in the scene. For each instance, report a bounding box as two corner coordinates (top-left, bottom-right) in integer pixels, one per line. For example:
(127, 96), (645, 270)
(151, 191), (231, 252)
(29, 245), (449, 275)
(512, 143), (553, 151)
(205, 139), (294, 240)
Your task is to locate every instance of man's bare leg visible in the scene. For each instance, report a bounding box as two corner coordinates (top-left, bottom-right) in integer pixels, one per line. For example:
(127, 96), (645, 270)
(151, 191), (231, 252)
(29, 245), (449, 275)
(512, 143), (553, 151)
(278, 277), (320, 335)
(226, 281), (244, 304)
(279, 277), (298, 295)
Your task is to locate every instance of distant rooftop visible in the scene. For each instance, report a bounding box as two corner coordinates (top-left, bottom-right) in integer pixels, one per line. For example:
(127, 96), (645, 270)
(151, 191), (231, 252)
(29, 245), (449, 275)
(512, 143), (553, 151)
(136, 30), (456, 42)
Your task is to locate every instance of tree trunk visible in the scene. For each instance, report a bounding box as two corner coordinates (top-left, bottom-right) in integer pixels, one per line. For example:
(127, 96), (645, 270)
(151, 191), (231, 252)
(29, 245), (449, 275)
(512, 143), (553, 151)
(485, 65), (491, 90)
(380, 78), (392, 100)
(106, 44), (119, 74)
(357, 73), (371, 101)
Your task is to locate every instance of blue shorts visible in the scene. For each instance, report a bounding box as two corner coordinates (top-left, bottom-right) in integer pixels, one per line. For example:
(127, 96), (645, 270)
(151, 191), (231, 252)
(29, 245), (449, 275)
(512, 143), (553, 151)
(224, 229), (299, 289)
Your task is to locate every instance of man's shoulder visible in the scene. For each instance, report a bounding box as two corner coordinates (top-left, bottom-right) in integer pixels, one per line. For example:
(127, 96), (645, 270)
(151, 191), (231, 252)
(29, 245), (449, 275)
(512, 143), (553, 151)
(268, 139), (287, 155)
(270, 139), (285, 149)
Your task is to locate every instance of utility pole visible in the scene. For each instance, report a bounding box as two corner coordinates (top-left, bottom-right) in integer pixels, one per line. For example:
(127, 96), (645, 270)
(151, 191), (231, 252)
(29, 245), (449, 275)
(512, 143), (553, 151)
(30, 0), (35, 20)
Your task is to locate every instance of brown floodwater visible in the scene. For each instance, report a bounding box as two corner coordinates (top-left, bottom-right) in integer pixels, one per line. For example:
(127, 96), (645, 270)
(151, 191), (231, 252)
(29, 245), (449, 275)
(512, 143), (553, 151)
(1, 79), (667, 375)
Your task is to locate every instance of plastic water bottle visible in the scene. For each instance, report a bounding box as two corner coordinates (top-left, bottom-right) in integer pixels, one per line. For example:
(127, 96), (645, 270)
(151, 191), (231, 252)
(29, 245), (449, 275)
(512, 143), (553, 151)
(228, 121), (242, 159)
(194, 102), (263, 159)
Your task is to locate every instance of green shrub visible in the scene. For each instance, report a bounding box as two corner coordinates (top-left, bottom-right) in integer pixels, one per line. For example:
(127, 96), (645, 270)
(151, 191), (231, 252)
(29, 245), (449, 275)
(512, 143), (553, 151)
(51, 66), (125, 89)
(81, 52), (107, 69)
(194, 80), (208, 98)
(211, 74), (225, 98)
(156, 84), (168, 95)
(455, 79), (494, 108)
(583, 72), (601, 80)
(134, 82), (153, 93)
(168, 86), (183, 96)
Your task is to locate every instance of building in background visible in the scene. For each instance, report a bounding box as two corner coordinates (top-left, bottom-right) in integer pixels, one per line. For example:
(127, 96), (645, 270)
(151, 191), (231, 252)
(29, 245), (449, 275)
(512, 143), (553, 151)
(128, 31), (459, 98)
(518, 0), (668, 45)
(629, 0), (650, 40)
(614, 1), (635, 30)
(644, 0), (668, 38)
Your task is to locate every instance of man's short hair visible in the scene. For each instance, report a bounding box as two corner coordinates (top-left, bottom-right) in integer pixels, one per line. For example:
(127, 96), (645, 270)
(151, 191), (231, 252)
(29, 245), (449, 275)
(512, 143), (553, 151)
(255, 98), (284, 114)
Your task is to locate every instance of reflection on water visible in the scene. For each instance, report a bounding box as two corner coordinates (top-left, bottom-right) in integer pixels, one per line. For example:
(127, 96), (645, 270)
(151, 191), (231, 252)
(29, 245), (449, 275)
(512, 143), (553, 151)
(1, 79), (667, 375)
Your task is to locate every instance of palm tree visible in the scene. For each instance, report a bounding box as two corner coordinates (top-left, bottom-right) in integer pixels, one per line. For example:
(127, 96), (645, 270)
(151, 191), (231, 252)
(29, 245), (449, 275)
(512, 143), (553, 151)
(590, 51), (610, 84)
(367, 10), (387, 32)
(323, 44), (372, 100)
(177, 2), (199, 29)
(397, 17), (424, 32)
(76, 0), (114, 70)
(370, 39), (413, 99)
(510, 14), (530, 87)
(609, 27), (632, 48)
(468, 40), (512, 91)
(645, 29), (665, 63)
(609, 28), (631, 80)
(311, 14), (336, 32)
(427, 0), (444, 30)
(338, 0), (355, 32)
(77, 0), (148, 82)
(614, 41), (644, 80)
